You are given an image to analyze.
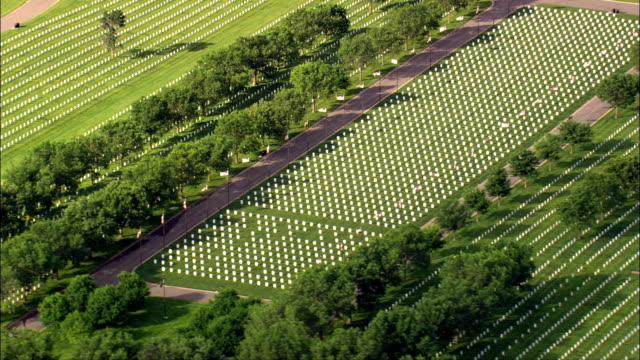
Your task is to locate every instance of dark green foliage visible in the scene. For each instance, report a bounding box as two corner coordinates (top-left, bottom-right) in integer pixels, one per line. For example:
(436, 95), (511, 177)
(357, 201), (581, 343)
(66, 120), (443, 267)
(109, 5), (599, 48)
(465, 188), (490, 222)
(123, 156), (178, 208)
(440, 0), (470, 22)
(185, 288), (257, 357)
(485, 167), (511, 202)
(605, 154), (639, 197)
(70, 330), (138, 360)
(65, 275), (96, 313)
(197, 135), (232, 181)
(558, 183), (598, 228)
(235, 35), (278, 85)
(369, 25), (402, 64)
(101, 119), (144, 166)
(237, 308), (313, 360)
(313, 4), (350, 40)
(596, 73), (639, 118)
(85, 285), (127, 327)
(100, 10), (126, 56)
(290, 61), (349, 113)
(559, 120), (593, 154)
(388, 1), (444, 50)
(535, 134), (562, 170)
(437, 200), (469, 237)
(1, 329), (55, 360)
(137, 335), (217, 360)
(39, 292), (71, 326)
(311, 327), (361, 360)
(98, 182), (151, 235)
(338, 33), (376, 81)
(60, 311), (94, 343)
(215, 110), (259, 163)
(130, 95), (171, 142)
(117, 272), (150, 311)
(63, 196), (118, 251)
(271, 88), (310, 129)
(167, 142), (208, 197)
(509, 149), (538, 188)
(248, 101), (286, 146)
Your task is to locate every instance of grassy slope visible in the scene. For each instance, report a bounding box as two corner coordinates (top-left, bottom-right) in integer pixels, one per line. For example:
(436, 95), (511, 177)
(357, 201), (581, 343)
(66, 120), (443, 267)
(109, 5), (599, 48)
(1, 0), (26, 17)
(0, 0), (307, 174)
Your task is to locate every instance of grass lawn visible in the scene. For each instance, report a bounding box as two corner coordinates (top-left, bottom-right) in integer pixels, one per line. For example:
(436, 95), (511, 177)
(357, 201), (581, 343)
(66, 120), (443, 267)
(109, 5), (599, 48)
(137, 5), (637, 300)
(1, 0), (26, 16)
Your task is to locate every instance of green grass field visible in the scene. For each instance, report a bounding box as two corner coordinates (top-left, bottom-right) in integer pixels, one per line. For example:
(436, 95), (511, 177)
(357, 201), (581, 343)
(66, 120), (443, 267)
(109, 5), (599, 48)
(0, 0), (315, 174)
(138, 5), (637, 299)
(435, 109), (640, 359)
(1, 0), (26, 16)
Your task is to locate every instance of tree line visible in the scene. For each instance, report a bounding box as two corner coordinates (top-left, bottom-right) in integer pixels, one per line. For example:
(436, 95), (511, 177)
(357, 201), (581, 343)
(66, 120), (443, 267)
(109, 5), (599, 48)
(1, 236), (533, 360)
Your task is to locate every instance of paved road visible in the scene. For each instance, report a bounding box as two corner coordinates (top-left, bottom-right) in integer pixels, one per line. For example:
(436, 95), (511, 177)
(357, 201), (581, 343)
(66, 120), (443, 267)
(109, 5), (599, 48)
(7, 0), (638, 331)
(1, 0), (59, 32)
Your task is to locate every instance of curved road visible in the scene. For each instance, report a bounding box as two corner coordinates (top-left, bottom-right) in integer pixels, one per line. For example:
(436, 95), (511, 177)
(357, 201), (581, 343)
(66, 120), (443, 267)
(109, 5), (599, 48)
(7, 0), (639, 330)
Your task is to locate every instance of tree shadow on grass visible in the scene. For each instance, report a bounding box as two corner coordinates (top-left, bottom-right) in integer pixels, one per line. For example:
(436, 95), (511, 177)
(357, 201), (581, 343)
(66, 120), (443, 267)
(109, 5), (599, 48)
(129, 42), (212, 59)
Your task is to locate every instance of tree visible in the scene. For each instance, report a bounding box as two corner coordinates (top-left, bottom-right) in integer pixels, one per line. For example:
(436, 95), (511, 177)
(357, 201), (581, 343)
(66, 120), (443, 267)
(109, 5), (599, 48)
(440, 0), (469, 23)
(98, 182), (151, 237)
(188, 47), (249, 106)
(40, 292), (71, 326)
(162, 87), (199, 131)
(101, 10), (126, 57)
(85, 285), (127, 327)
(185, 288), (257, 357)
(283, 9), (318, 53)
(0, 233), (52, 286)
(388, 2), (444, 50)
(0, 183), (24, 237)
(384, 224), (436, 277)
(117, 272), (149, 311)
(338, 32), (376, 81)
(367, 0), (383, 14)
(605, 155), (639, 197)
(312, 4), (350, 41)
(509, 149), (538, 188)
(437, 200), (469, 238)
(265, 26), (300, 70)
(167, 142), (207, 197)
(138, 335), (216, 360)
(358, 306), (425, 359)
(596, 73), (639, 118)
(235, 35), (278, 85)
(558, 184), (598, 229)
(1, 329), (54, 360)
(130, 95), (171, 145)
(215, 110), (260, 163)
(582, 172), (622, 221)
(271, 88), (310, 130)
(101, 119), (144, 166)
(29, 219), (89, 270)
(311, 327), (361, 360)
(248, 101), (285, 146)
(237, 316), (313, 360)
(198, 135), (232, 182)
(369, 25), (402, 65)
(69, 329), (139, 360)
(65, 274), (97, 313)
(123, 156), (178, 207)
(559, 120), (592, 155)
(290, 61), (349, 113)
(60, 311), (94, 343)
(343, 238), (402, 310)
(63, 196), (118, 251)
(535, 134), (562, 170)
(465, 188), (489, 222)
(288, 266), (355, 326)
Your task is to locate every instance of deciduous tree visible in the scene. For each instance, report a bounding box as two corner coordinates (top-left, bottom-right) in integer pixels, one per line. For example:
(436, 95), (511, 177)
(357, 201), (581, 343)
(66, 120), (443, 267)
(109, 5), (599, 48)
(338, 32), (376, 81)
(535, 134), (562, 170)
(101, 10), (126, 57)
(509, 149), (538, 188)
(559, 120), (592, 154)
(596, 73), (639, 118)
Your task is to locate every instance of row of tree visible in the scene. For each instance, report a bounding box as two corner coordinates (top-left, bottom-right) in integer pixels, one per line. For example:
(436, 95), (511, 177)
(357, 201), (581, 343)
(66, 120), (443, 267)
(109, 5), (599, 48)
(559, 154), (639, 228)
(39, 272), (149, 333)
